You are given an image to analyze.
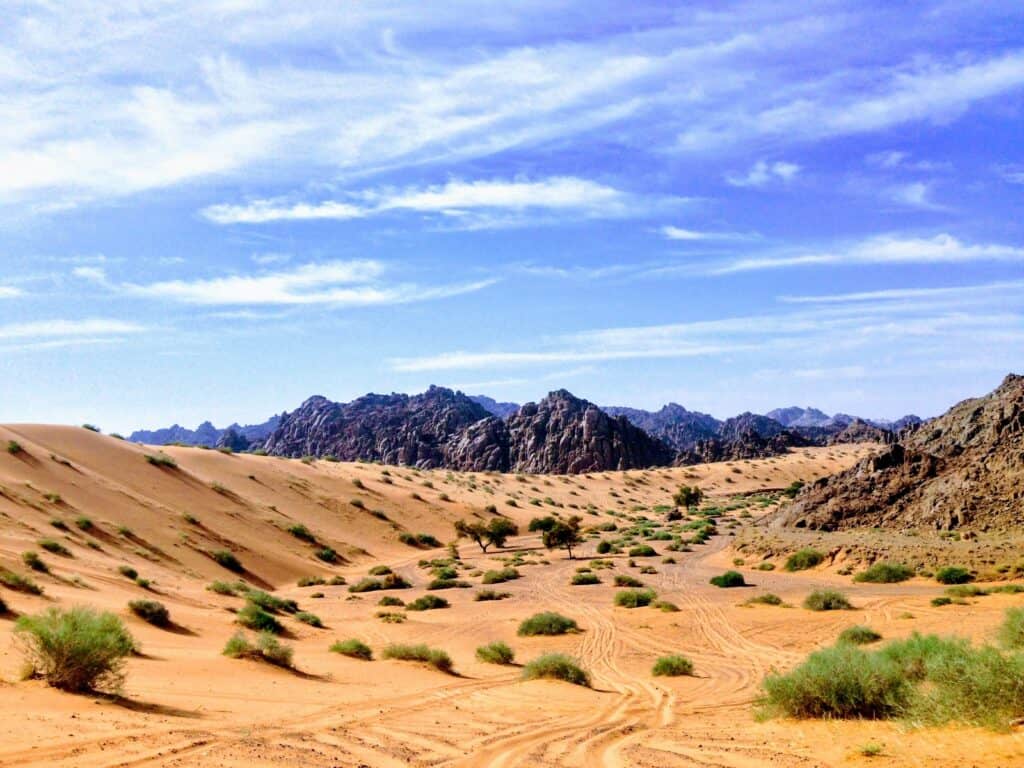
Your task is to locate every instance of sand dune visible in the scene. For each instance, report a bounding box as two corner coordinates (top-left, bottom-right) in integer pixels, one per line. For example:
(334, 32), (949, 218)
(2, 427), (1022, 767)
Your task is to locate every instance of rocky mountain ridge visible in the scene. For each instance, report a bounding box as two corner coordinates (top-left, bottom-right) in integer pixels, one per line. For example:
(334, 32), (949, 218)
(773, 374), (1024, 531)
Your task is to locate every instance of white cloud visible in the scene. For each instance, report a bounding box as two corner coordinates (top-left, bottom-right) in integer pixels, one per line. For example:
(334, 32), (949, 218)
(202, 177), (648, 227)
(885, 181), (946, 210)
(725, 160), (800, 188)
(0, 319), (146, 341)
(0, 286), (23, 298)
(997, 164), (1024, 185)
(779, 280), (1024, 305)
(660, 225), (752, 241)
(77, 260), (497, 307)
(710, 234), (1024, 274)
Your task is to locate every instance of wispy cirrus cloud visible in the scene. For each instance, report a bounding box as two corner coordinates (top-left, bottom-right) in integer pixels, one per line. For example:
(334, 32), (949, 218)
(0, 318), (147, 353)
(201, 177), (663, 228)
(75, 260), (496, 307)
(660, 225), (754, 242)
(725, 160), (800, 188)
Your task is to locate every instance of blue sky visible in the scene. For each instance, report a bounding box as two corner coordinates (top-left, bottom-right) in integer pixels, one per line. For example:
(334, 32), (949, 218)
(2, 1), (1024, 433)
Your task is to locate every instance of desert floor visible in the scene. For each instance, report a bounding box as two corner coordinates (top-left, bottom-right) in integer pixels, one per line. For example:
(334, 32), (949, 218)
(1, 426), (1023, 767)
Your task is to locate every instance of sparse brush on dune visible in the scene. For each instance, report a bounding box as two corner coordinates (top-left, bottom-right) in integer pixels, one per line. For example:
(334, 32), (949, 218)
(518, 612), (579, 636)
(382, 643), (453, 673)
(476, 641), (515, 665)
(521, 653), (590, 687)
(330, 638), (372, 660)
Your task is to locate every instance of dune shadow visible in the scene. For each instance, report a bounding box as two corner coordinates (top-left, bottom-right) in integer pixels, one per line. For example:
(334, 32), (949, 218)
(162, 621), (199, 637)
(106, 694), (204, 719)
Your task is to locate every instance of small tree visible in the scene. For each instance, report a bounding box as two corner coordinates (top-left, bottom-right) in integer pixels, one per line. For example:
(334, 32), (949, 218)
(542, 516), (583, 560)
(454, 517), (520, 553)
(673, 485), (703, 511)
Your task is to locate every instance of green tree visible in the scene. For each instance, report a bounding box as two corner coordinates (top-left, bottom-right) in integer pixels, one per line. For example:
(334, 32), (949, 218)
(673, 485), (703, 511)
(454, 517), (520, 553)
(542, 515), (583, 560)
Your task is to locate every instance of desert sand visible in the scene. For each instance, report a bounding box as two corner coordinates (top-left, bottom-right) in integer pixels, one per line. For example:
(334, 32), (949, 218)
(2, 425), (1023, 767)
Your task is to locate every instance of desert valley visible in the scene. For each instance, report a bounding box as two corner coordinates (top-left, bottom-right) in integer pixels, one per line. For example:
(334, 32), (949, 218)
(1, 377), (1023, 767)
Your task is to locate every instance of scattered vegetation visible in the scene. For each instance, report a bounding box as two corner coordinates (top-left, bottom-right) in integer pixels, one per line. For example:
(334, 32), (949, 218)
(614, 589), (657, 608)
(407, 594), (450, 611)
(935, 566), (972, 585)
(128, 600), (170, 627)
(15, 607), (134, 692)
(454, 517), (519, 553)
(838, 625), (883, 645)
(330, 638), (372, 660)
(652, 654), (694, 677)
(476, 589), (511, 601)
(744, 593), (783, 606)
(295, 611), (323, 628)
(1, 571), (43, 595)
(211, 550), (243, 573)
(709, 570), (746, 588)
(476, 641), (515, 665)
(521, 653), (590, 687)
(784, 548), (824, 572)
(518, 612), (579, 636)
(223, 631), (293, 668)
(382, 643), (454, 673)
(854, 562), (914, 583)
(236, 602), (283, 634)
(571, 572), (600, 585)
(144, 453), (177, 468)
(804, 589), (853, 611)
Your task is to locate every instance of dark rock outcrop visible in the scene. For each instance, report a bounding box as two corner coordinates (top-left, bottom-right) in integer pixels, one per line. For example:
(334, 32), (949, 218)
(602, 404), (720, 451)
(469, 395), (519, 420)
(774, 374), (1024, 532)
(443, 416), (510, 471)
(130, 416), (279, 447)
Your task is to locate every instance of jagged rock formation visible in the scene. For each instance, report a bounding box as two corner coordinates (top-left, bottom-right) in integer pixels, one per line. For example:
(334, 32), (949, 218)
(469, 395), (519, 419)
(826, 418), (891, 445)
(262, 387), (491, 467)
(766, 406), (837, 428)
(602, 404), (720, 450)
(677, 429), (809, 465)
(774, 374), (1024, 532)
(443, 416), (510, 471)
(216, 427), (251, 452)
(130, 416), (279, 447)
(506, 390), (675, 474)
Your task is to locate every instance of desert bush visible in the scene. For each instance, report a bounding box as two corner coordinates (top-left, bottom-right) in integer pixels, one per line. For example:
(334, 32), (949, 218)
(237, 602), (283, 634)
(245, 590), (298, 614)
(521, 653), (590, 687)
(709, 570), (746, 588)
(755, 562), (776, 571)
(482, 567), (520, 584)
(945, 584), (987, 599)
(476, 589), (511, 601)
(428, 578), (471, 590)
(368, 565), (393, 576)
(653, 600), (680, 612)
(378, 596), (405, 607)
(208, 580), (246, 596)
(571, 572), (600, 586)
(39, 539), (70, 557)
(628, 545), (657, 557)
(744, 593), (783, 606)
(15, 607), (134, 692)
(854, 562), (914, 583)
(838, 625), (882, 645)
(804, 589), (853, 611)
(931, 596), (953, 607)
(7, 439), (23, 454)
(476, 641), (515, 665)
(785, 548), (824, 572)
(330, 638), (372, 660)
(211, 550), (243, 573)
(298, 576), (326, 587)
(287, 524), (316, 543)
(614, 574), (644, 588)
(315, 547), (339, 563)
(375, 611), (406, 623)
(596, 540), (612, 554)
(935, 566), (972, 585)
(128, 600), (170, 627)
(1, 571), (43, 595)
(22, 551), (48, 573)
(117, 565), (138, 580)
(652, 654), (694, 677)
(382, 643), (453, 673)
(407, 594), (450, 611)
(75, 516), (94, 531)
(144, 453), (177, 468)
(998, 607), (1024, 649)
(295, 611), (323, 628)
(614, 589), (656, 608)
(759, 643), (910, 719)
(223, 631), (293, 667)
(518, 612), (579, 636)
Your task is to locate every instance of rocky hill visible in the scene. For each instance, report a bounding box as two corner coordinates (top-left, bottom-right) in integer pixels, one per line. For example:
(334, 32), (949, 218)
(774, 374), (1024, 531)
(469, 395), (519, 419)
(602, 403), (720, 450)
(129, 416), (279, 448)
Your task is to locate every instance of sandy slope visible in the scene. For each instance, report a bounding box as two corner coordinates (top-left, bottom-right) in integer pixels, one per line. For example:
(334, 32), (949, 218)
(1, 426), (1022, 767)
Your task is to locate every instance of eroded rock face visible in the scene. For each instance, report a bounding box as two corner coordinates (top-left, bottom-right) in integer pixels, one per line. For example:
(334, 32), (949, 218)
(676, 429), (809, 465)
(774, 374), (1024, 532)
(602, 404), (720, 451)
(506, 390), (676, 474)
(262, 386), (491, 468)
(443, 416), (510, 472)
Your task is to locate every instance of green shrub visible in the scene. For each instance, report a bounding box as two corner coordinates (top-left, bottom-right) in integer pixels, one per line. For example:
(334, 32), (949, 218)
(935, 566), (972, 585)
(211, 550), (243, 573)
(15, 607), (134, 692)
(223, 631), (293, 668)
(315, 547), (339, 563)
(237, 602), (283, 634)
(931, 596), (953, 607)
(785, 548), (824, 572)
(614, 589), (656, 608)
(298, 576), (326, 587)
(128, 600), (170, 627)
(476, 641), (515, 665)
(144, 453), (177, 468)
(709, 570), (746, 588)
(407, 594), (450, 611)
(208, 580), (245, 596)
(22, 551), (48, 573)
(596, 540), (612, 554)
(804, 589), (853, 611)
(854, 562), (913, 583)
(518, 612), (579, 636)
(521, 653), (590, 687)
(117, 565), (138, 580)
(287, 524), (316, 543)
(7, 439), (23, 454)
(482, 567), (520, 584)
(744, 593), (783, 606)
(476, 589), (511, 601)
(368, 565), (393, 576)
(38, 539), (71, 557)
(998, 607), (1024, 649)
(382, 643), (453, 673)
(245, 590), (298, 614)
(614, 574), (644, 588)
(330, 638), (372, 660)
(628, 545), (657, 557)
(428, 578), (470, 590)
(348, 574), (412, 593)
(1, 571), (43, 595)
(838, 625), (882, 645)
(652, 654), (694, 677)
(571, 572), (600, 586)
(653, 600), (679, 612)
(945, 584), (987, 599)
(75, 516), (94, 531)
(378, 596), (405, 607)
(759, 643), (911, 719)
(376, 611), (406, 623)
(295, 611), (323, 628)
(755, 561), (776, 571)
